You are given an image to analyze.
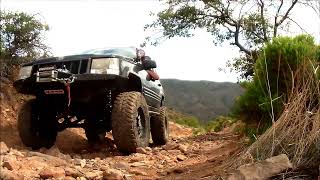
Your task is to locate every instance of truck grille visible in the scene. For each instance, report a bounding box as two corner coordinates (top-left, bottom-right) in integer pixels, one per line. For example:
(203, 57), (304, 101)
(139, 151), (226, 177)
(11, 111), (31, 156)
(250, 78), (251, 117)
(32, 59), (89, 75)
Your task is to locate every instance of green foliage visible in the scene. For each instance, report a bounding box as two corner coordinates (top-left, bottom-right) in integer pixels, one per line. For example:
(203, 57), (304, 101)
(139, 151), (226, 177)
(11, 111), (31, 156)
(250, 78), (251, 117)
(205, 116), (235, 132)
(0, 11), (50, 77)
(233, 35), (320, 131)
(175, 116), (202, 128)
(171, 115), (206, 135)
(192, 128), (206, 136)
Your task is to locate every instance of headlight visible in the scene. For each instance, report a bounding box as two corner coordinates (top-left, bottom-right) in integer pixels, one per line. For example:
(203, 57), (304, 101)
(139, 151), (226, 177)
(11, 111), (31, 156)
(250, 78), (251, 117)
(18, 66), (33, 80)
(90, 58), (120, 75)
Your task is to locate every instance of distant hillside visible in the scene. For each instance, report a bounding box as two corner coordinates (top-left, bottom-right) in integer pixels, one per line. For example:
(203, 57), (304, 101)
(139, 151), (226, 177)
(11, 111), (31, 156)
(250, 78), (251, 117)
(161, 79), (244, 122)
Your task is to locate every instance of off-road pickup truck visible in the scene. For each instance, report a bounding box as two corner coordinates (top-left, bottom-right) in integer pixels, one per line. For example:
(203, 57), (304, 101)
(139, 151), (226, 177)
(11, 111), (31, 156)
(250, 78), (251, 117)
(14, 47), (169, 153)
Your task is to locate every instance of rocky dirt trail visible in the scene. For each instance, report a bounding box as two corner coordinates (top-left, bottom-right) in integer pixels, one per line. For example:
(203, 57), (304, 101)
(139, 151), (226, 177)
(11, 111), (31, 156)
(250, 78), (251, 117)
(0, 83), (241, 180)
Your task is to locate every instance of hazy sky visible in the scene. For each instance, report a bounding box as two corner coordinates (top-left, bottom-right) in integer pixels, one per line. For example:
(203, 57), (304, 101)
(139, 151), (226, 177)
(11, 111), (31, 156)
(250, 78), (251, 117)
(1, 0), (319, 82)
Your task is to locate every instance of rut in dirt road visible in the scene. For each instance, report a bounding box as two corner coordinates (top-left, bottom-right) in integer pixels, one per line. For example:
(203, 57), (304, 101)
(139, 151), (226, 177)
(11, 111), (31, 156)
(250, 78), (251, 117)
(0, 110), (241, 180)
(1, 86), (242, 179)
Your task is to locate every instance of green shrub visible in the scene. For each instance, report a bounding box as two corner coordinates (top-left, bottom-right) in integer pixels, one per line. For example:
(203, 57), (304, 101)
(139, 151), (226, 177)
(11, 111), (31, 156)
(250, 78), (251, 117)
(233, 35), (319, 135)
(205, 116), (236, 132)
(174, 116), (202, 128)
(192, 128), (206, 136)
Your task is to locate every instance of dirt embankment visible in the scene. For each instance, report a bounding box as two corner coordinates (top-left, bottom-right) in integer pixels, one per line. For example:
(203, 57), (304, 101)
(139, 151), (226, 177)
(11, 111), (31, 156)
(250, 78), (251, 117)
(0, 81), (241, 179)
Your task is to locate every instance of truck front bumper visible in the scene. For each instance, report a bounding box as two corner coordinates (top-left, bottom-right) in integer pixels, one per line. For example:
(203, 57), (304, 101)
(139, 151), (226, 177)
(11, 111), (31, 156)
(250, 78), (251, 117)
(13, 74), (128, 95)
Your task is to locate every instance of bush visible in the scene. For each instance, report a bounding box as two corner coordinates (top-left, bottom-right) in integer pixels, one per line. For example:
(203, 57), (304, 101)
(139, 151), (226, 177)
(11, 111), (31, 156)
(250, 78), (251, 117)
(175, 116), (202, 128)
(233, 35), (320, 135)
(0, 11), (50, 78)
(205, 116), (235, 132)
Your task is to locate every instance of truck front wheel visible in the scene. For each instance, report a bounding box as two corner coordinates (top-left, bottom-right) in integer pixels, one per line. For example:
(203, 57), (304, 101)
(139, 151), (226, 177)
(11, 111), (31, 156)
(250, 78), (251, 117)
(111, 92), (150, 153)
(151, 106), (169, 145)
(18, 99), (57, 150)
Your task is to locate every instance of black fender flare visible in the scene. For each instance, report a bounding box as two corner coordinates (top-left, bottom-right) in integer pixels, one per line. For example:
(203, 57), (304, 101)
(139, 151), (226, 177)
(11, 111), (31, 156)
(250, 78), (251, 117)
(128, 73), (143, 92)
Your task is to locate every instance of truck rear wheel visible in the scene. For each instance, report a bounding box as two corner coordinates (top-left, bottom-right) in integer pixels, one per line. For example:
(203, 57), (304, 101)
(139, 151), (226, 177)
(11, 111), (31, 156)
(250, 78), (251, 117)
(112, 92), (150, 153)
(18, 99), (57, 150)
(151, 106), (169, 145)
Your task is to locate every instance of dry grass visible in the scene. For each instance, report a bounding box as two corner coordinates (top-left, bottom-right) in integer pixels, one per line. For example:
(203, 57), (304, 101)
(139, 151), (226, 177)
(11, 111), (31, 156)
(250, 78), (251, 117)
(234, 62), (320, 170)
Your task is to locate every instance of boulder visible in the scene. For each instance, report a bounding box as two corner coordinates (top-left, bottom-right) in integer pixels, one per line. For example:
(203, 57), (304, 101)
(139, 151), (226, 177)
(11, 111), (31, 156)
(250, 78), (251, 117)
(129, 169), (148, 176)
(39, 166), (66, 179)
(0, 141), (9, 155)
(85, 170), (103, 180)
(27, 151), (67, 166)
(178, 144), (188, 154)
(103, 169), (124, 180)
(112, 162), (129, 170)
(227, 154), (292, 180)
(65, 167), (83, 178)
(74, 158), (86, 168)
(130, 161), (148, 167)
(2, 155), (20, 171)
(2, 160), (20, 171)
(177, 155), (187, 161)
(163, 143), (178, 151)
(136, 147), (147, 154)
(0, 167), (24, 180)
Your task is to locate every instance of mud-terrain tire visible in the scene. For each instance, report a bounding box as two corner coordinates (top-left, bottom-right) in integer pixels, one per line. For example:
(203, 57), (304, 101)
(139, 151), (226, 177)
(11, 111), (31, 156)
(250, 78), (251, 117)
(112, 92), (150, 153)
(18, 99), (57, 150)
(151, 106), (169, 145)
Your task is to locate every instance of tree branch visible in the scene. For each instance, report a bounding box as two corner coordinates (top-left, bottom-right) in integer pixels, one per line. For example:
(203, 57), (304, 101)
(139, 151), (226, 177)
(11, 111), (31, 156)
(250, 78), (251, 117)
(202, 0), (237, 25)
(277, 0), (298, 25)
(274, 0), (284, 37)
(257, 0), (268, 41)
(234, 23), (251, 55)
(274, 0), (298, 37)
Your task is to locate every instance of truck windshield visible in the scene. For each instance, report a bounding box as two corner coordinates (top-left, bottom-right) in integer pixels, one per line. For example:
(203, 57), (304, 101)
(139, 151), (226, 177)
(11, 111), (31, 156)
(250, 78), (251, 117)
(81, 47), (137, 59)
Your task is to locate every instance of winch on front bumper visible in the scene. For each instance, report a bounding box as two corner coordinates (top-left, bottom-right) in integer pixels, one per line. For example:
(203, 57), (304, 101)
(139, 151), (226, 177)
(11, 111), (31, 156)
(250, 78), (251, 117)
(36, 66), (74, 83)
(14, 68), (128, 97)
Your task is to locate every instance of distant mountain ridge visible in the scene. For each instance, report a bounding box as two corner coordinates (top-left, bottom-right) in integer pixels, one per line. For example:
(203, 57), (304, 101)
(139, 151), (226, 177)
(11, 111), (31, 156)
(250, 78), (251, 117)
(161, 79), (244, 122)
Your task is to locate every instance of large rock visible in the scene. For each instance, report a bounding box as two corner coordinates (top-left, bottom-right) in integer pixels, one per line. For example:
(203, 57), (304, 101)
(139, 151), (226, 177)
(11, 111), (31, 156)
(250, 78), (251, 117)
(177, 155), (187, 161)
(0, 141), (9, 154)
(2, 160), (20, 171)
(0, 167), (24, 180)
(65, 167), (83, 178)
(103, 169), (124, 180)
(228, 154), (292, 180)
(8, 149), (25, 157)
(136, 147), (147, 154)
(163, 143), (178, 151)
(112, 162), (129, 170)
(39, 166), (66, 179)
(74, 158), (86, 168)
(2, 155), (20, 171)
(129, 169), (148, 176)
(27, 151), (67, 166)
(178, 144), (188, 154)
(130, 161), (148, 167)
(85, 170), (103, 180)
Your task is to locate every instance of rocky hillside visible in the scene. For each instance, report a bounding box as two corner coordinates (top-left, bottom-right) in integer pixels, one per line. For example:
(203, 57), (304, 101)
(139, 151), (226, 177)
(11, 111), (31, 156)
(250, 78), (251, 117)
(161, 79), (244, 122)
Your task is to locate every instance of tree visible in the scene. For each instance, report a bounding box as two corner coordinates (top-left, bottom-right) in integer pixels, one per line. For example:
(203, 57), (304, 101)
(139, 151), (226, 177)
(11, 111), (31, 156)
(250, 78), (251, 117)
(144, 0), (311, 79)
(0, 11), (50, 77)
(233, 35), (319, 128)
(0, 11), (50, 60)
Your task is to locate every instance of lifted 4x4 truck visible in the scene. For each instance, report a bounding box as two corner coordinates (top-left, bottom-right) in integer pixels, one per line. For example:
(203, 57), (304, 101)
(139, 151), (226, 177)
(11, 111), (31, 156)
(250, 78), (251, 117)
(14, 47), (169, 153)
